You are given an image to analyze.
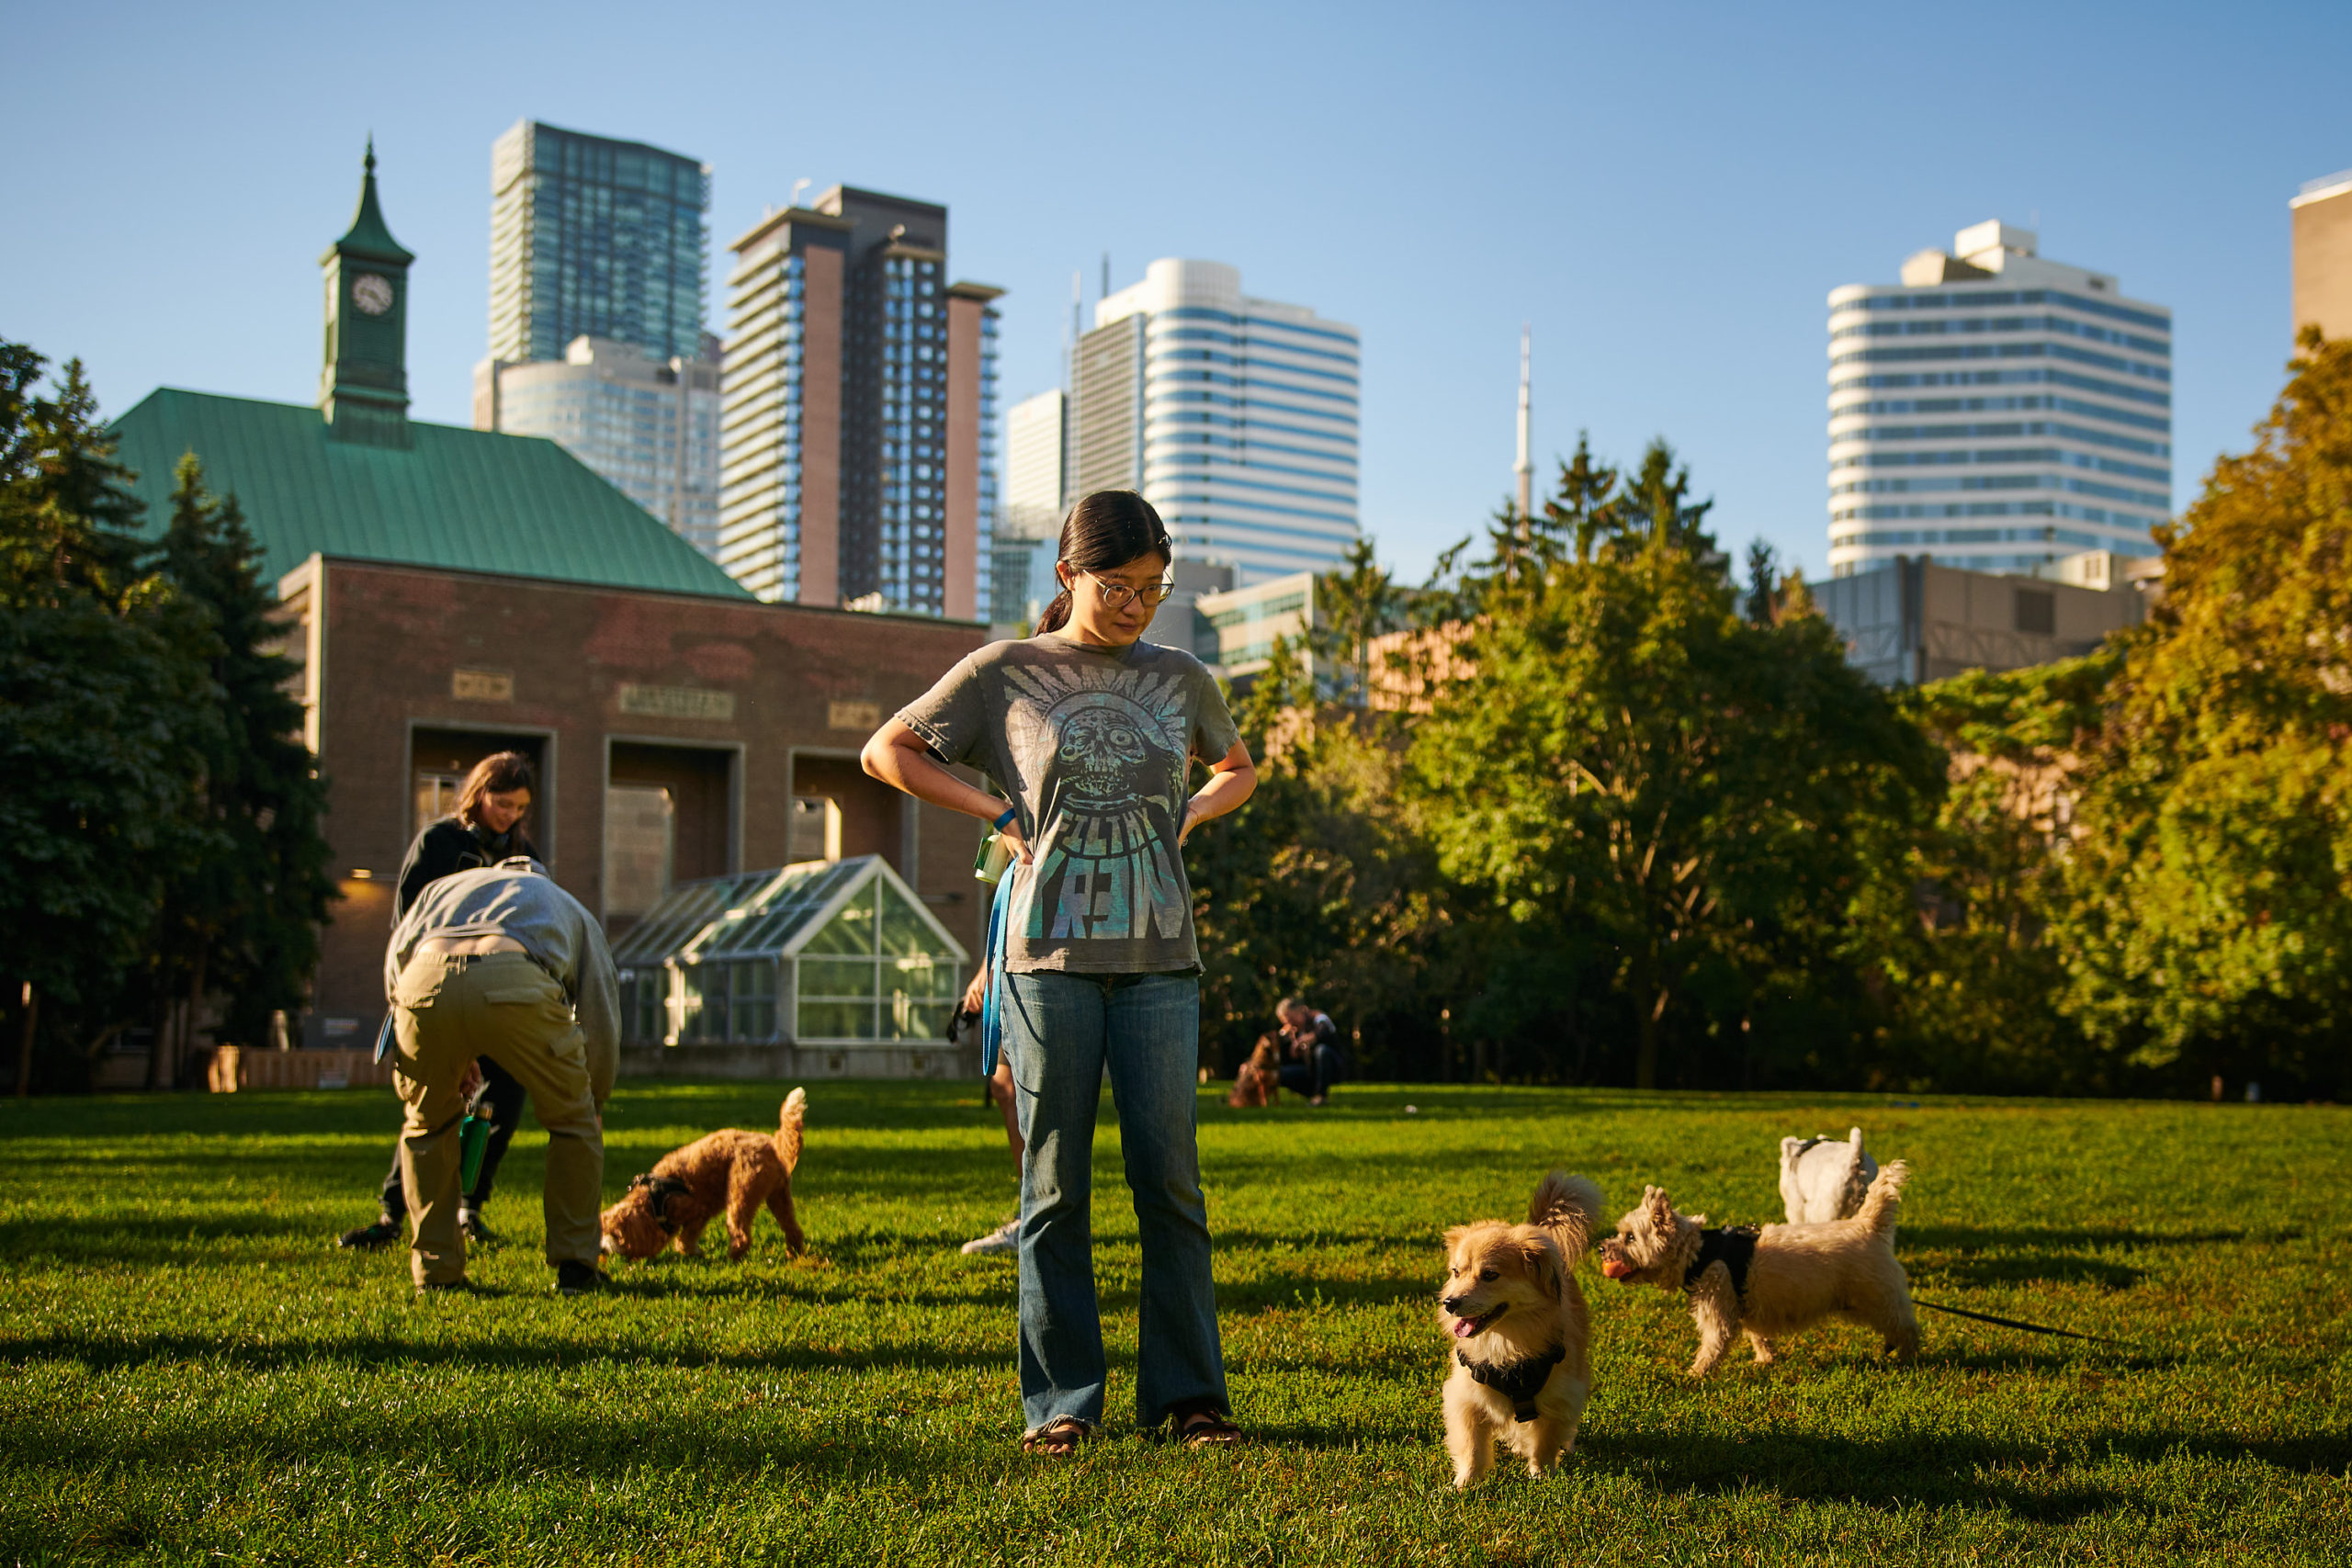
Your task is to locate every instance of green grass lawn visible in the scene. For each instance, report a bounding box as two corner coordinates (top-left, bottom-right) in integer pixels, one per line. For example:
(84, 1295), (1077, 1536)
(1, 1081), (2346, 1565)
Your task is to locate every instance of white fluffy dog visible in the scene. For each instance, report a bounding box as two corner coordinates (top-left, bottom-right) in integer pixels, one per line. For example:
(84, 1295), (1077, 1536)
(1779, 1125), (1878, 1224)
(1435, 1170), (1606, 1487)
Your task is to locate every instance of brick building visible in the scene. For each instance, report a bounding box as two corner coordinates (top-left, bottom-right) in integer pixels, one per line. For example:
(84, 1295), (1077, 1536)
(106, 146), (985, 1085)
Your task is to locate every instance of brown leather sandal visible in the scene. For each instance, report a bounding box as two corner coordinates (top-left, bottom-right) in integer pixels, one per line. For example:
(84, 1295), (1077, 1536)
(1173, 1407), (1243, 1447)
(1019, 1416), (1090, 1456)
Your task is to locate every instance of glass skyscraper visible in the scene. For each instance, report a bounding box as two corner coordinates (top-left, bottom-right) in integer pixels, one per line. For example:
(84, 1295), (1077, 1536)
(483, 337), (722, 558)
(1069, 259), (1359, 586)
(488, 120), (711, 366)
(1827, 221), (2172, 578)
(718, 186), (1001, 618)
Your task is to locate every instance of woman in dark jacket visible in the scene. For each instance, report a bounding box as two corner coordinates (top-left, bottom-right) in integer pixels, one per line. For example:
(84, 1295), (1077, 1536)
(337, 752), (540, 1251)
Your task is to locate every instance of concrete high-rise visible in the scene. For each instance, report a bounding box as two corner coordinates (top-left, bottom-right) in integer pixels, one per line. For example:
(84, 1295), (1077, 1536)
(1826, 221), (2172, 579)
(717, 186), (1001, 617)
(488, 120), (711, 365)
(1069, 259), (1359, 586)
(992, 389), (1067, 631)
(478, 337), (722, 558)
(2292, 169), (2352, 342)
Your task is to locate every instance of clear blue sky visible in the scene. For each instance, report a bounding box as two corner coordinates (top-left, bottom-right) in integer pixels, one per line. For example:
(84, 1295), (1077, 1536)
(7, 0), (2346, 584)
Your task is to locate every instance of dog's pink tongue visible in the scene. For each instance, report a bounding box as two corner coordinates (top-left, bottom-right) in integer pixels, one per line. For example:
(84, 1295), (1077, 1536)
(1451, 1317), (1478, 1339)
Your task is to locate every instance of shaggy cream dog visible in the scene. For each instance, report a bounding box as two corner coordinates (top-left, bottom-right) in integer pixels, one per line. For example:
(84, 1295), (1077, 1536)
(600, 1089), (807, 1261)
(1596, 1162), (1917, 1377)
(1779, 1125), (1878, 1224)
(1435, 1170), (1606, 1487)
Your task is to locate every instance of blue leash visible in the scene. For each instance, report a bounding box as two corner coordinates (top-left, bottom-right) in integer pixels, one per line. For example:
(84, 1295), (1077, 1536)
(978, 866), (1017, 1077)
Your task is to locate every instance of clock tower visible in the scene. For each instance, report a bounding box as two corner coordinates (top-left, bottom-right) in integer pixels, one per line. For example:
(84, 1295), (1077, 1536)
(319, 140), (416, 446)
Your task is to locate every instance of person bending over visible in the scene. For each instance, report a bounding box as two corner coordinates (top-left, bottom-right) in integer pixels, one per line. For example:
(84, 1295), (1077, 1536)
(339, 753), (538, 1251)
(864, 489), (1258, 1455)
(384, 855), (618, 1296)
(1277, 997), (1345, 1106)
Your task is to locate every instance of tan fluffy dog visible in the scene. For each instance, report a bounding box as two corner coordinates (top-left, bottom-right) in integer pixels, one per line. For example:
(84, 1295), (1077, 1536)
(600, 1089), (807, 1262)
(1436, 1170), (1606, 1488)
(1595, 1161), (1917, 1377)
(1227, 1035), (1283, 1109)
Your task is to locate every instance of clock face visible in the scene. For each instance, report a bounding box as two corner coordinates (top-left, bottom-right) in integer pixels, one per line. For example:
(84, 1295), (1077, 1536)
(351, 273), (394, 316)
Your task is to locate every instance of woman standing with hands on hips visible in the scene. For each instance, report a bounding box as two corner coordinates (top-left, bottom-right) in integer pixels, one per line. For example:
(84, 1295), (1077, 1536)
(863, 491), (1257, 1455)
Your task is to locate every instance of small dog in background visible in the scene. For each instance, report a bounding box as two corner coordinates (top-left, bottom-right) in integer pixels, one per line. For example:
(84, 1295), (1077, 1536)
(1227, 1035), (1283, 1108)
(1596, 1163), (1917, 1378)
(1436, 1169), (1606, 1487)
(1780, 1125), (1878, 1224)
(600, 1089), (807, 1262)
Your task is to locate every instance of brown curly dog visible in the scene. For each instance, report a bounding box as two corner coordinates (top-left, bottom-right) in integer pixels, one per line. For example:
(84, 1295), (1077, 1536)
(600, 1089), (807, 1261)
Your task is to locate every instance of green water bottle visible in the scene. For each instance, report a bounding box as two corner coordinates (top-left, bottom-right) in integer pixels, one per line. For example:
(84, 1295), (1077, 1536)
(458, 1113), (490, 1192)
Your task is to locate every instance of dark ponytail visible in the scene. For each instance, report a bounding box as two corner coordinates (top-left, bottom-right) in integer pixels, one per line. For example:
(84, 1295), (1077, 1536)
(1034, 490), (1174, 635)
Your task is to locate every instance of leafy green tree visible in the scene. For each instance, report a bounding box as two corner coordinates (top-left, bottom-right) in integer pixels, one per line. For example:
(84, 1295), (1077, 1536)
(2055, 330), (2352, 1097)
(1408, 450), (1934, 1089)
(1188, 640), (1454, 1074)
(1848, 656), (2110, 1093)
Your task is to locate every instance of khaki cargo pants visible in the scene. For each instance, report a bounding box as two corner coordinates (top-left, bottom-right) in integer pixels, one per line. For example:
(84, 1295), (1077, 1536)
(390, 952), (604, 1287)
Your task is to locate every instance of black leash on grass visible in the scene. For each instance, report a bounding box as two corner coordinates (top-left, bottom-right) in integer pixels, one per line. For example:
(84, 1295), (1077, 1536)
(1913, 1297), (2137, 1347)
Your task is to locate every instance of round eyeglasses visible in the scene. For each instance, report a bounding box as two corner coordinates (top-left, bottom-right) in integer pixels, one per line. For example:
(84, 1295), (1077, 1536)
(1079, 570), (1175, 610)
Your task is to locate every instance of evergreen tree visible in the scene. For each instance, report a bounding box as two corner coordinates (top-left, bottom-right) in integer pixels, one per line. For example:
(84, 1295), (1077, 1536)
(0, 347), (185, 1093)
(152, 456), (335, 1064)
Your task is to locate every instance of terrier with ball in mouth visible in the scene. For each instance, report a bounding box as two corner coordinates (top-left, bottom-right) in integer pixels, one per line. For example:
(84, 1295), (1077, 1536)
(1435, 1170), (1607, 1487)
(1595, 1162), (1917, 1377)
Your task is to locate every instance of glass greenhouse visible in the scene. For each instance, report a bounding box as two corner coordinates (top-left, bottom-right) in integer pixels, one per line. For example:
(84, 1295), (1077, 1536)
(610, 855), (971, 1048)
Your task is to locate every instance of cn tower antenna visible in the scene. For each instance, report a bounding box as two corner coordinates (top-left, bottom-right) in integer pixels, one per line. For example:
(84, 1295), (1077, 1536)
(1515, 324), (1533, 525)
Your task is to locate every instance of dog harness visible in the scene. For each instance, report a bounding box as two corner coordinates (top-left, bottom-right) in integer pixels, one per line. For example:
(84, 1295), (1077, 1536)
(628, 1172), (692, 1235)
(1683, 1226), (1760, 1301)
(1456, 1344), (1566, 1422)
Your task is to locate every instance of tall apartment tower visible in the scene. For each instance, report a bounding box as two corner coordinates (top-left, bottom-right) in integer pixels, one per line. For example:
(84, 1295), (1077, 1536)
(1069, 259), (1359, 585)
(2293, 169), (2352, 342)
(476, 121), (722, 557)
(487, 120), (710, 364)
(718, 186), (1001, 617)
(1826, 221), (2172, 579)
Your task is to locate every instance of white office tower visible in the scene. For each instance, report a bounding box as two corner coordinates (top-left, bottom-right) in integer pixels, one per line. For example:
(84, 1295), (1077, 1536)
(1069, 259), (1359, 584)
(477, 335), (722, 558)
(1826, 220), (2172, 578)
(994, 389), (1068, 630)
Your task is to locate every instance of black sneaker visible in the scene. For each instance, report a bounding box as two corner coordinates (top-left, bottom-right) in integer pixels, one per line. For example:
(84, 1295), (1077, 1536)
(554, 1260), (611, 1297)
(338, 1217), (400, 1251)
(460, 1209), (501, 1247)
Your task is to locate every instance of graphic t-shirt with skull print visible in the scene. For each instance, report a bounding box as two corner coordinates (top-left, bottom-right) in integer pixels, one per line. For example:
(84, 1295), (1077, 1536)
(895, 632), (1242, 975)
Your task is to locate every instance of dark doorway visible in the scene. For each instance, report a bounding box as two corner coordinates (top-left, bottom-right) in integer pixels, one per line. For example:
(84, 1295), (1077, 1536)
(790, 753), (908, 877)
(606, 742), (736, 928)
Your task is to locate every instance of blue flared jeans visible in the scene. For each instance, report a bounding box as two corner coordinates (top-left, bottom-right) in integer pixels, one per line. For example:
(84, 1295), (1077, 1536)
(1002, 968), (1228, 1433)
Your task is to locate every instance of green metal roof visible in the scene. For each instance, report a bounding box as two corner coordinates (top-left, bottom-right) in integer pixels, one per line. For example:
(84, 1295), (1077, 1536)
(109, 388), (753, 599)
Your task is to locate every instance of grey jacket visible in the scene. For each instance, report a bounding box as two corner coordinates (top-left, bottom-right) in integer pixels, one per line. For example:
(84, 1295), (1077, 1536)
(384, 857), (620, 1103)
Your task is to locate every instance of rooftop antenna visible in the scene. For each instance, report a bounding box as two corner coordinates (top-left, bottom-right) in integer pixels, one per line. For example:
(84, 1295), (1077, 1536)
(1101, 252), (1110, 301)
(790, 177), (811, 209)
(1066, 271), (1081, 387)
(1515, 324), (1533, 525)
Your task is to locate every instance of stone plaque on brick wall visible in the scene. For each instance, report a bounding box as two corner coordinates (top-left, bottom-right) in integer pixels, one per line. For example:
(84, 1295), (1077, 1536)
(452, 669), (514, 703)
(616, 682), (736, 722)
(828, 700), (881, 730)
